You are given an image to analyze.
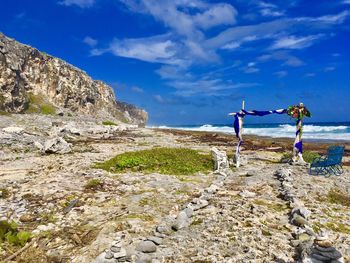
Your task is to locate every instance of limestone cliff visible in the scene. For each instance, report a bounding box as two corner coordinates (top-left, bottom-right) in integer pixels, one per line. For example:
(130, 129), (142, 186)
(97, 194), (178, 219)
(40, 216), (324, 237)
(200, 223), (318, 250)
(0, 33), (148, 126)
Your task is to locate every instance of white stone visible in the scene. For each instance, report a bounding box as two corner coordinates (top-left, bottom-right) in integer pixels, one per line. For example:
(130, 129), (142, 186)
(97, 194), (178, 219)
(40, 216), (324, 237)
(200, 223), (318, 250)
(239, 190), (256, 198)
(2, 126), (24, 134)
(43, 137), (71, 154)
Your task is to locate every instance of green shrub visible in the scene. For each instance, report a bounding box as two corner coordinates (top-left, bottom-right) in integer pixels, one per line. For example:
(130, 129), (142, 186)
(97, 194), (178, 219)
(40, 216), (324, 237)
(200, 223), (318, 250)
(0, 188), (10, 198)
(0, 220), (31, 247)
(302, 151), (320, 163)
(26, 93), (56, 115)
(327, 189), (350, 207)
(84, 179), (104, 191)
(280, 152), (293, 163)
(0, 111), (11, 116)
(102, 120), (118, 126)
(40, 104), (56, 115)
(95, 147), (213, 175)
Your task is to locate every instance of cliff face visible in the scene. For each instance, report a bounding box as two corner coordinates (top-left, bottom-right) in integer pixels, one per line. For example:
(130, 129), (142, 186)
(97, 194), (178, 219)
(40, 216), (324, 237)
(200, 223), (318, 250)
(0, 33), (148, 126)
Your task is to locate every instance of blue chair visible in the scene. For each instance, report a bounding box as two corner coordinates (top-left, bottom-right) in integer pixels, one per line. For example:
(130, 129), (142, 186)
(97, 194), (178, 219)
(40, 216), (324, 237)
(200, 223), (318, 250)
(309, 146), (345, 177)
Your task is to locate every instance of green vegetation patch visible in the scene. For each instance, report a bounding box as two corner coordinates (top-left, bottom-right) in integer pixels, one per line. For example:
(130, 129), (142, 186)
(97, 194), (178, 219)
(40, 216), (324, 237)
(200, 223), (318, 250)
(0, 111), (11, 116)
(26, 93), (56, 115)
(102, 120), (118, 126)
(84, 179), (104, 191)
(124, 213), (154, 222)
(95, 147), (214, 175)
(253, 199), (288, 212)
(325, 221), (350, 234)
(0, 188), (10, 199)
(191, 218), (203, 225)
(0, 220), (31, 247)
(302, 151), (320, 163)
(327, 189), (350, 207)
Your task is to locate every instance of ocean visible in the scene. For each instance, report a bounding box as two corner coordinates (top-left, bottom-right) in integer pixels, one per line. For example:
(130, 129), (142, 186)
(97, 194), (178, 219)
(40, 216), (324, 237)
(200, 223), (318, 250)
(150, 122), (350, 141)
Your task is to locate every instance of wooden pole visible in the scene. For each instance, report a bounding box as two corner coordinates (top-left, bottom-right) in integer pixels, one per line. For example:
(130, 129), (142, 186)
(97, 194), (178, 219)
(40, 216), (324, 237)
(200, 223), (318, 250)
(235, 100), (245, 168)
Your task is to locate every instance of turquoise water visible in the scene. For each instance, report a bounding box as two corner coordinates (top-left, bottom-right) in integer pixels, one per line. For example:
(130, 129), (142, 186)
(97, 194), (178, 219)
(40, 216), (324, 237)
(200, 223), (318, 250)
(151, 122), (350, 141)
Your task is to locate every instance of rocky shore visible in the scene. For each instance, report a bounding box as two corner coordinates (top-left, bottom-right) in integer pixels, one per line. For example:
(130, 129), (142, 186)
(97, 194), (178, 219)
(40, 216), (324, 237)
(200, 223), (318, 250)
(0, 113), (349, 262)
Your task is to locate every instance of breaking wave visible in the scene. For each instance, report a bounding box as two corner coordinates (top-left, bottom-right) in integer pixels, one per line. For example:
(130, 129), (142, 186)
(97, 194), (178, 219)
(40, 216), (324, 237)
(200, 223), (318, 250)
(150, 123), (350, 141)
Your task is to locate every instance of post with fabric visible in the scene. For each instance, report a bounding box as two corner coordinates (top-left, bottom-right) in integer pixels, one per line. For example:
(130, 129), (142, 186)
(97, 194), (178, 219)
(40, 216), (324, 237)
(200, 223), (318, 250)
(229, 102), (311, 168)
(287, 103), (312, 163)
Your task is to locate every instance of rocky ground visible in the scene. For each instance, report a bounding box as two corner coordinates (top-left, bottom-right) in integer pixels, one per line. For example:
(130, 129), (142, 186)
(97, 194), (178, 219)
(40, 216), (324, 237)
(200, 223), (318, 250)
(0, 114), (350, 263)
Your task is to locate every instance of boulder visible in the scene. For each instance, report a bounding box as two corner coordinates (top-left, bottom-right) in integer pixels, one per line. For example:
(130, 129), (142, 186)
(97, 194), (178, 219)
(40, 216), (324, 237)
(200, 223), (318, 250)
(172, 211), (191, 231)
(136, 241), (157, 253)
(43, 137), (71, 154)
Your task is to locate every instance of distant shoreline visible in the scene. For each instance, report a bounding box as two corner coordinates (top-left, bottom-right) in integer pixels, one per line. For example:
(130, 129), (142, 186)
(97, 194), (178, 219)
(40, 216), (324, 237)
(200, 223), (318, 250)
(149, 122), (350, 142)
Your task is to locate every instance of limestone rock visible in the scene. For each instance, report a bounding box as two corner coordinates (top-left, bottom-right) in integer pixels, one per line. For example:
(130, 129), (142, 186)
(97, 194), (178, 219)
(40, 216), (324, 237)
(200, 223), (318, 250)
(146, 236), (163, 245)
(172, 211), (191, 231)
(239, 190), (256, 198)
(0, 33), (147, 126)
(136, 241), (157, 253)
(43, 137), (71, 154)
(2, 126), (24, 134)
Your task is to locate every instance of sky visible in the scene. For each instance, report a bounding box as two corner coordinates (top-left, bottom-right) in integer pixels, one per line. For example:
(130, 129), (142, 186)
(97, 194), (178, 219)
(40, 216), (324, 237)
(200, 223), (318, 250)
(1, 0), (350, 125)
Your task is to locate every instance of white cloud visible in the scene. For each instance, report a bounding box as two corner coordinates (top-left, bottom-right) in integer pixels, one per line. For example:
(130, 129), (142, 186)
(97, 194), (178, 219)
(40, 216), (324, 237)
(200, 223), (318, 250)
(14, 12), (26, 20)
(106, 35), (182, 65)
(120, 0), (237, 38)
(270, 34), (323, 50)
(58, 0), (95, 8)
(312, 10), (349, 23)
(258, 51), (304, 67)
(247, 62), (256, 67)
(156, 65), (192, 80)
(260, 8), (284, 17)
(305, 73), (315, 77)
(221, 42), (240, 50)
(131, 86), (144, 93)
(343, 0), (350, 4)
(83, 36), (98, 47)
(170, 79), (258, 96)
(205, 11), (349, 50)
(274, 71), (288, 78)
(240, 62), (260, 74)
(90, 4), (349, 97)
(258, 2), (284, 17)
(324, 66), (335, 72)
(153, 94), (165, 103)
(193, 3), (237, 29)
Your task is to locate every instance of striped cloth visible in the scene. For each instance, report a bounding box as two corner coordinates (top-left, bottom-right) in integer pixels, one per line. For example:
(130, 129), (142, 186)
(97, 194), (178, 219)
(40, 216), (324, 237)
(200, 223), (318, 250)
(232, 109), (288, 167)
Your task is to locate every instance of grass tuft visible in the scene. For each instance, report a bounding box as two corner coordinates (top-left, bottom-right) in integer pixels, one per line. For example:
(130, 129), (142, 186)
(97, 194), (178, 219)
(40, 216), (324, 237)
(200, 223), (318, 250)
(327, 189), (350, 207)
(26, 93), (56, 115)
(125, 213), (154, 222)
(102, 120), (118, 126)
(280, 151), (320, 163)
(94, 147), (213, 175)
(302, 151), (320, 163)
(0, 220), (31, 247)
(253, 199), (288, 212)
(0, 110), (11, 116)
(84, 179), (104, 191)
(0, 188), (10, 198)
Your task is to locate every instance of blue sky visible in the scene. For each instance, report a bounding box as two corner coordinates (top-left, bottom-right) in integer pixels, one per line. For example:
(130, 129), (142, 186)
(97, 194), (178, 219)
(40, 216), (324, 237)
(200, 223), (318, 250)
(1, 0), (350, 125)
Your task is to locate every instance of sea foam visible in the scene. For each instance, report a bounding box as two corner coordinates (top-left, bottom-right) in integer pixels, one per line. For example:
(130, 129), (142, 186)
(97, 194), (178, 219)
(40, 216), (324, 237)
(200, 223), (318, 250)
(150, 123), (350, 141)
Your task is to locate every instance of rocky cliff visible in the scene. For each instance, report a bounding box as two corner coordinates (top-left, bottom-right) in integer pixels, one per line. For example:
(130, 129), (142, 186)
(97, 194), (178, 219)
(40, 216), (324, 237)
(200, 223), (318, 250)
(0, 33), (148, 126)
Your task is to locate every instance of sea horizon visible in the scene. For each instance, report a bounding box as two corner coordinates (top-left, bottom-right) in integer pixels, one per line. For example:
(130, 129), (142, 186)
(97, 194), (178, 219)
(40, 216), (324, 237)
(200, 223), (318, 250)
(149, 121), (350, 141)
